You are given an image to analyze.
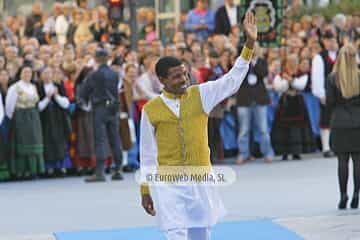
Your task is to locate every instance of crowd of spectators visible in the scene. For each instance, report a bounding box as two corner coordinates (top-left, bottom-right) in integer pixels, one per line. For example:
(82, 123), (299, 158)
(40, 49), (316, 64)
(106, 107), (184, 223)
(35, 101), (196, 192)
(0, 0), (359, 181)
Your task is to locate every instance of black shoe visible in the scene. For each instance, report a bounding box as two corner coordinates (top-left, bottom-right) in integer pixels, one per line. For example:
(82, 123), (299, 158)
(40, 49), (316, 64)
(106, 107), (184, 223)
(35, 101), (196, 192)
(323, 151), (335, 158)
(111, 171), (124, 181)
(338, 195), (348, 210)
(351, 196), (359, 209)
(293, 154), (302, 160)
(85, 174), (106, 183)
(123, 165), (136, 173)
(282, 154), (288, 161)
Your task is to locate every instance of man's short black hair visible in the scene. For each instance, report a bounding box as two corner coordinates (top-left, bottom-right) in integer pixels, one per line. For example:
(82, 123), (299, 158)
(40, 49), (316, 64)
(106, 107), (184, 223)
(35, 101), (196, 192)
(155, 56), (182, 78)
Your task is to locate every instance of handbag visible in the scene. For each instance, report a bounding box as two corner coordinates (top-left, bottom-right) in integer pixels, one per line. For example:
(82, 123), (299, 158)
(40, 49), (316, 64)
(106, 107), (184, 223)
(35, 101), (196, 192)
(119, 113), (133, 150)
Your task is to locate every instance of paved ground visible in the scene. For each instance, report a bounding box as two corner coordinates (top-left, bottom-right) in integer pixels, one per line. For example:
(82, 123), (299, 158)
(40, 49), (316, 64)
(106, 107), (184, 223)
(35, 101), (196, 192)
(1, 153), (360, 239)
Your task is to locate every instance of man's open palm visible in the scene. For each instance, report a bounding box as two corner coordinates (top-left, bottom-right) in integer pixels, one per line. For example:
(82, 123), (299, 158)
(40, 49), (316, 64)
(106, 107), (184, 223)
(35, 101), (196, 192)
(243, 11), (257, 42)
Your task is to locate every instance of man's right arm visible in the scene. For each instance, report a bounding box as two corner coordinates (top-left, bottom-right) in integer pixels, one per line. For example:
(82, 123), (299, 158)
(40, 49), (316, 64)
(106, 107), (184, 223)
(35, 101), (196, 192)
(139, 109), (157, 216)
(199, 10), (256, 114)
(199, 46), (253, 114)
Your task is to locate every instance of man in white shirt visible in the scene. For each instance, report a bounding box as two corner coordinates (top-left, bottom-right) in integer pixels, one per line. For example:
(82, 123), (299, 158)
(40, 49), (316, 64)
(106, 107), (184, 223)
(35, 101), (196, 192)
(42, 2), (63, 44)
(139, 11), (257, 240)
(311, 31), (338, 158)
(214, 0), (241, 36)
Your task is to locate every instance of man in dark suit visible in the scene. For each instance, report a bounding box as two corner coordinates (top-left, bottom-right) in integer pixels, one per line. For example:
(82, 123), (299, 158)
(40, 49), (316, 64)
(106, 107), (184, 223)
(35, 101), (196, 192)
(214, 0), (241, 36)
(80, 48), (124, 182)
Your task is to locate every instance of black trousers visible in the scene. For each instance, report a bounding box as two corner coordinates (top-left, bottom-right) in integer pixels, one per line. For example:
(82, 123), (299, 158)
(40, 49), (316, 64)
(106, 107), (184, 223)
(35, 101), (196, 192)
(93, 106), (123, 175)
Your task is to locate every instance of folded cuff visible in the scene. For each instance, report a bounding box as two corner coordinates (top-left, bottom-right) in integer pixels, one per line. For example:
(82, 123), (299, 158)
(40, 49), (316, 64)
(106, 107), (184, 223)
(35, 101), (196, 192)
(240, 45), (254, 62)
(140, 183), (150, 195)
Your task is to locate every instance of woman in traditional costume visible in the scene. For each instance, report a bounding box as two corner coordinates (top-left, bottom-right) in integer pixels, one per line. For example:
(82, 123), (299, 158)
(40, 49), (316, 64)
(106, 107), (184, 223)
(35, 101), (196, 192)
(37, 67), (72, 177)
(73, 66), (96, 175)
(5, 66), (44, 179)
(271, 55), (316, 160)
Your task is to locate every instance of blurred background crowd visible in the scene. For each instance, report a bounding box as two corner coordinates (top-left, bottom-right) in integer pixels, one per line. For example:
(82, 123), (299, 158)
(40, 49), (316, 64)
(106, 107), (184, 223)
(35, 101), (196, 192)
(0, 0), (359, 181)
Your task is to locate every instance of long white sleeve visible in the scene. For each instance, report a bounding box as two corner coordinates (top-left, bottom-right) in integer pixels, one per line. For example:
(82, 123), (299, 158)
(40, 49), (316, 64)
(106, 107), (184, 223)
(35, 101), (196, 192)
(140, 110), (158, 166)
(311, 54), (325, 98)
(291, 75), (308, 91)
(139, 110), (158, 183)
(199, 56), (249, 114)
(0, 94), (4, 124)
(38, 97), (51, 111)
(273, 75), (289, 93)
(54, 95), (70, 109)
(5, 84), (18, 119)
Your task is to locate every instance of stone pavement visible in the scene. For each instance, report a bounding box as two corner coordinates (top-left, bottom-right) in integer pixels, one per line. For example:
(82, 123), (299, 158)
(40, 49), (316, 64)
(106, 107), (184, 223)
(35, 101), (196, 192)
(1, 154), (360, 240)
(277, 212), (360, 240)
(0, 235), (55, 240)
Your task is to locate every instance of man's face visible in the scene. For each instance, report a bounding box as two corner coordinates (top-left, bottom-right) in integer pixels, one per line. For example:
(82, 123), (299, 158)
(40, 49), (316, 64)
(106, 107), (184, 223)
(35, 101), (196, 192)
(32, 3), (42, 15)
(323, 38), (338, 52)
(53, 4), (62, 16)
(225, 0), (235, 6)
(160, 65), (189, 95)
(197, 0), (208, 10)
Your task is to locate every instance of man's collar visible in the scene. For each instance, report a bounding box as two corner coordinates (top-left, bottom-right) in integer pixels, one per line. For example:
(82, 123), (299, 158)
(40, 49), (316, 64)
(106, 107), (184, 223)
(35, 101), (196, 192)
(194, 7), (208, 16)
(225, 3), (236, 9)
(163, 90), (183, 100)
(99, 64), (108, 68)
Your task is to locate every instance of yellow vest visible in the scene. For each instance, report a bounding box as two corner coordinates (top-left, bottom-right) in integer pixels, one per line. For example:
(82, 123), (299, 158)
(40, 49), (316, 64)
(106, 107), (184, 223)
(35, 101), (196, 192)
(141, 86), (211, 195)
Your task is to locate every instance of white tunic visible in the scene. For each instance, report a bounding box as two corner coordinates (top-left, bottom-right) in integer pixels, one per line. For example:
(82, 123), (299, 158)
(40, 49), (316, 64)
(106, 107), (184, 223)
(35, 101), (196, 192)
(140, 56), (250, 231)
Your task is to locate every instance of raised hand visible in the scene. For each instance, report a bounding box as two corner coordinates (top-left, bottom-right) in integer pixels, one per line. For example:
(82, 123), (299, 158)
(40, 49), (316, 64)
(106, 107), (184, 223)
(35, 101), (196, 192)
(243, 11), (258, 47)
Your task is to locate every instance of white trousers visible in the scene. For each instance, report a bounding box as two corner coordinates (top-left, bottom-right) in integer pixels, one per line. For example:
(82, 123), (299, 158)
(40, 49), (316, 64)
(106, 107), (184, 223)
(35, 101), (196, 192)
(164, 227), (211, 240)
